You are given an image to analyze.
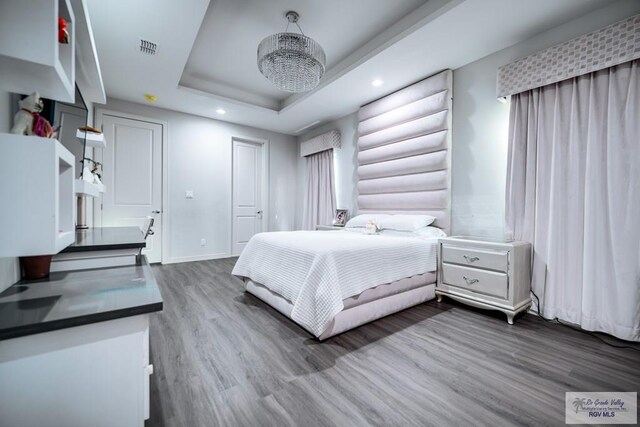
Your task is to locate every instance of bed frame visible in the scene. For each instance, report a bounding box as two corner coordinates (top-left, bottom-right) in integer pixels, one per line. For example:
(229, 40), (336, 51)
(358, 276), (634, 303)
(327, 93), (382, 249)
(246, 70), (452, 339)
(246, 275), (435, 340)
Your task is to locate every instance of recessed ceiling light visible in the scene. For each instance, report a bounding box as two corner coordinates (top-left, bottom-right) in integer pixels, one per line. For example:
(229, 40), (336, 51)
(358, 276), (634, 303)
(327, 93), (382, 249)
(144, 93), (157, 102)
(371, 79), (383, 87)
(216, 108), (226, 115)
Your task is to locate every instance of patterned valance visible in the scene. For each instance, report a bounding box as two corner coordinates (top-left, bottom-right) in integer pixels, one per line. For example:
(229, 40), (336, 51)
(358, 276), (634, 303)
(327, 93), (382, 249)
(300, 130), (341, 157)
(497, 14), (640, 98)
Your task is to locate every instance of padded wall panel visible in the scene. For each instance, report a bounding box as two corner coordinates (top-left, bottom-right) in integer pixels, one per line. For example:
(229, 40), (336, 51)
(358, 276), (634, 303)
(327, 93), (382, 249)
(358, 151), (447, 180)
(358, 171), (448, 195)
(358, 110), (447, 151)
(358, 90), (448, 136)
(358, 190), (448, 210)
(357, 70), (452, 232)
(358, 131), (447, 165)
(358, 71), (450, 121)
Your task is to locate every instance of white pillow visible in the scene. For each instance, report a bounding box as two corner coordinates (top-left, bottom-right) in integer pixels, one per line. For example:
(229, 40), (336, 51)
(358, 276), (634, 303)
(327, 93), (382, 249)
(380, 214), (436, 231)
(345, 214), (390, 228)
(415, 226), (447, 238)
(378, 226), (446, 238)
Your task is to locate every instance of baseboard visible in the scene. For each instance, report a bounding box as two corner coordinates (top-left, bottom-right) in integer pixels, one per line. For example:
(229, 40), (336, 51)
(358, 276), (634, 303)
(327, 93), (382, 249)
(161, 252), (231, 265)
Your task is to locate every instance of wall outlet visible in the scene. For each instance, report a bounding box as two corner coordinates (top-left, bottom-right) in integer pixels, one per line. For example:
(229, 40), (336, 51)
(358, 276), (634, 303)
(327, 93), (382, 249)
(185, 190), (194, 199)
(200, 238), (206, 246)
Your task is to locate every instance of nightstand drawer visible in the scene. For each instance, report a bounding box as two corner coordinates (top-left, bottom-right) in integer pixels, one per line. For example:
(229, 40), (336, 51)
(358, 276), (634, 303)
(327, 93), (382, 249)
(442, 263), (507, 299)
(442, 245), (508, 272)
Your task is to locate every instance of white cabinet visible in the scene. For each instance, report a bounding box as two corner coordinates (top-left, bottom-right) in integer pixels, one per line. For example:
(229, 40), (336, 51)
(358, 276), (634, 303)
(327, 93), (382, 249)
(0, 134), (75, 256)
(436, 236), (532, 324)
(0, 0), (76, 102)
(75, 178), (104, 197)
(0, 315), (152, 427)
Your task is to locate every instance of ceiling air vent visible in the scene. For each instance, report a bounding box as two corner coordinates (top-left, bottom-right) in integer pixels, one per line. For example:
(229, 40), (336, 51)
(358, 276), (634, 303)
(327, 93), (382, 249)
(140, 39), (157, 55)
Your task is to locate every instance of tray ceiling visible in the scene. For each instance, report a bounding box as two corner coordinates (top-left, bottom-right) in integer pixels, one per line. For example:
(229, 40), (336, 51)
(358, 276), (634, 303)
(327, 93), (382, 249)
(180, 0), (428, 110)
(87, 0), (617, 135)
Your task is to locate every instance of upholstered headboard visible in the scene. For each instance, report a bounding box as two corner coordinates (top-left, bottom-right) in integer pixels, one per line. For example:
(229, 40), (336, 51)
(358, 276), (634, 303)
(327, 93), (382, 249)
(356, 70), (452, 233)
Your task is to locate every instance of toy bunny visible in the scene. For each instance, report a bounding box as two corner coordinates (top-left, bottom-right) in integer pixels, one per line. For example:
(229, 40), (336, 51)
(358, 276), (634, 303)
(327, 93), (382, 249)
(11, 92), (57, 138)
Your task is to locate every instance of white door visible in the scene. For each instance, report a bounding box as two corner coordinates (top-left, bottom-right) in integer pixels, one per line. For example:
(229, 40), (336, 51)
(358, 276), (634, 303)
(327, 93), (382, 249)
(232, 139), (264, 255)
(97, 113), (163, 263)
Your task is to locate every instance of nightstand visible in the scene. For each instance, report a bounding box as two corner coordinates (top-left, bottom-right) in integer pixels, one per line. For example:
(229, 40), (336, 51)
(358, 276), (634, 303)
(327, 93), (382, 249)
(436, 236), (532, 324)
(315, 225), (344, 231)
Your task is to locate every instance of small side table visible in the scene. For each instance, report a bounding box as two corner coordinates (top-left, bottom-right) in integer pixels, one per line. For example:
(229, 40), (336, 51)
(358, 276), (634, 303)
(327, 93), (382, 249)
(436, 236), (532, 324)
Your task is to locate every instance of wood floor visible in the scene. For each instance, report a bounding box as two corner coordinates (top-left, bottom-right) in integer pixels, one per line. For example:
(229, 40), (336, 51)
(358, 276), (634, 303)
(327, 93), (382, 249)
(147, 258), (640, 427)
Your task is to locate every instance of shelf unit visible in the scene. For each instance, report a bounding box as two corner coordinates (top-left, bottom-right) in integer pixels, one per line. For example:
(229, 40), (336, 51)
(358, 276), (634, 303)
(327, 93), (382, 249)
(0, 0), (76, 102)
(0, 134), (76, 256)
(75, 179), (105, 197)
(70, 0), (106, 104)
(76, 129), (106, 148)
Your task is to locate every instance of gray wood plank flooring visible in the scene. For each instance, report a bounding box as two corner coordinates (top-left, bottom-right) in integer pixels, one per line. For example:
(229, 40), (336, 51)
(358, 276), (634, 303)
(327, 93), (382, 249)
(147, 258), (640, 427)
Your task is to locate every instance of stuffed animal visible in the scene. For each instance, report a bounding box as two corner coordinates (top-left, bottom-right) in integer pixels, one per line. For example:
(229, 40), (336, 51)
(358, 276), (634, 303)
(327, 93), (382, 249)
(11, 92), (57, 138)
(364, 219), (381, 235)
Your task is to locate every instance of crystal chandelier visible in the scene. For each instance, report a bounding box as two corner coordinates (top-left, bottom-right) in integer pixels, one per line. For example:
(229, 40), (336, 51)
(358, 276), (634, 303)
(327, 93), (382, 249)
(257, 11), (326, 93)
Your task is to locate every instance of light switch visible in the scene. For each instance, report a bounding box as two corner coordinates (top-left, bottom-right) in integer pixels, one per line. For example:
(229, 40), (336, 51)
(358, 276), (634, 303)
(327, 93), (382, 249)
(185, 190), (194, 199)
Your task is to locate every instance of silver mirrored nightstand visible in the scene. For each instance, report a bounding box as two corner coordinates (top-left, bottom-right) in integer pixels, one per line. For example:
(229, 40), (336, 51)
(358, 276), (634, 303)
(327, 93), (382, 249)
(436, 236), (532, 324)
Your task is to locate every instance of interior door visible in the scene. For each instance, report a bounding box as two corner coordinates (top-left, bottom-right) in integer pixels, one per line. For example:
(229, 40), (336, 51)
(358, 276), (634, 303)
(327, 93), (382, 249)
(232, 139), (263, 255)
(98, 113), (163, 263)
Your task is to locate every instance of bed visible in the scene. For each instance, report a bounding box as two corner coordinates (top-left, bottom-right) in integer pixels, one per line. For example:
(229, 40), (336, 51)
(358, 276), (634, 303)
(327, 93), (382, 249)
(233, 227), (441, 339)
(233, 70), (453, 339)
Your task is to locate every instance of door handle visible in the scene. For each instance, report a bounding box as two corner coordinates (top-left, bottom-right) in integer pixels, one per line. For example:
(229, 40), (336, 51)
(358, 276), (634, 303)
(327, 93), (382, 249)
(257, 210), (263, 214)
(152, 210), (161, 214)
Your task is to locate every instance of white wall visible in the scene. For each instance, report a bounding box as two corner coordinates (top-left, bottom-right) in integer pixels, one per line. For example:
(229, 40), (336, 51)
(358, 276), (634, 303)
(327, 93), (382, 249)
(297, 0), (640, 237)
(0, 90), (20, 292)
(296, 113), (359, 229)
(101, 98), (298, 263)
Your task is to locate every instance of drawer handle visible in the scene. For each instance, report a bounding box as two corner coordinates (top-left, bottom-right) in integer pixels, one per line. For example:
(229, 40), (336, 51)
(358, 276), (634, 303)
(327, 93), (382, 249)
(463, 255), (480, 263)
(463, 276), (479, 285)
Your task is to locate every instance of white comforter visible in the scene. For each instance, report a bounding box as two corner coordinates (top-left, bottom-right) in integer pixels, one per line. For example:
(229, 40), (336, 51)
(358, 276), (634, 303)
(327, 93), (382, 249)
(232, 230), (438, 336)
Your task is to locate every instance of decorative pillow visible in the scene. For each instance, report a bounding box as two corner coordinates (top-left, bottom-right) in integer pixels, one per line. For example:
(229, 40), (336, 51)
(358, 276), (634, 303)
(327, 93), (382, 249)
(414, 226), (447, 238)
(380, 214), (436, 231)
(378, 226), (446, 238)
(345, 214), (390, 228)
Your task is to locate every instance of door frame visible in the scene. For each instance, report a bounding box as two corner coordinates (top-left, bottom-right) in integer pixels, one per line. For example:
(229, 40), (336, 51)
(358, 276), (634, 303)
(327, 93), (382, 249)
(94, 108), (168, 264)
(230, 136), (269, 256)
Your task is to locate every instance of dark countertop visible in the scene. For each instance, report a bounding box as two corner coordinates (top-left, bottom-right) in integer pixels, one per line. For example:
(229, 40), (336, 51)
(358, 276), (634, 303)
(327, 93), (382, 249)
(0, 258), (163, 340)
(61, 227), (146, 253)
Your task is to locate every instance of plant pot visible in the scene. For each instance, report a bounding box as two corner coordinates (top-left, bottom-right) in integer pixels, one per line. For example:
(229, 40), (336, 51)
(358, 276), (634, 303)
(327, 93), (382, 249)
(19, 255), (53, 280)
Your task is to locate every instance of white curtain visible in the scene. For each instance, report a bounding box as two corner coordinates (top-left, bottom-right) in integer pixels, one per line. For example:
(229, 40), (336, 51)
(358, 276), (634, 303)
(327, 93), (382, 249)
(303, 149), (336, 230)
(505, 59), (640, 341)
